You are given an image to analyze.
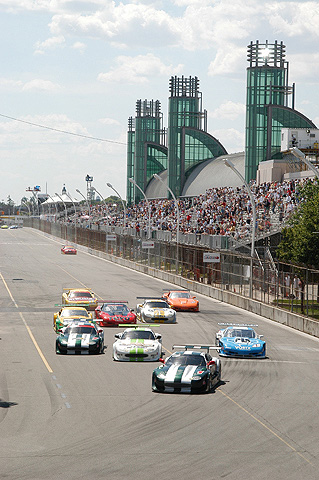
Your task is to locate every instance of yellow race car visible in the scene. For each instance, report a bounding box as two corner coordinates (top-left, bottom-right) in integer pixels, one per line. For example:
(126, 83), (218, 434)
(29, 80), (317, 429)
(62, 288), (98, 311)
(53, 306), (93, 333)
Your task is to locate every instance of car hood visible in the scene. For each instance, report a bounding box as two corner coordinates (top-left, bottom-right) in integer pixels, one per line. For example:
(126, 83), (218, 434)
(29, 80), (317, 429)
(156, 364), (207, 383)
(117, 339), (157, 348)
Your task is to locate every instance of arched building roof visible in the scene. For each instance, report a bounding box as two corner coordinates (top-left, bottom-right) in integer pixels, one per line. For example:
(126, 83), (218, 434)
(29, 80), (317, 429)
(145, 152), (245, 199)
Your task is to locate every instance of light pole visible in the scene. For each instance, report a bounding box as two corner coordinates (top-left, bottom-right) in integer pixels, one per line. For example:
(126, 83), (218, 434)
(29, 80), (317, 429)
(290, 147), (319, 181)
(76, 188), (90, 229)
(55, 193), (68, 223)
(92, 187), (109, 227)
(65, 191), (77, 243)
(106, 183), (126, 229)
(21, 201), (31, 216)
(129, 178), (151, 239)
(47, 194), (58, 221)
(224, 158), (256, 297)
(153, 173), (180, 274)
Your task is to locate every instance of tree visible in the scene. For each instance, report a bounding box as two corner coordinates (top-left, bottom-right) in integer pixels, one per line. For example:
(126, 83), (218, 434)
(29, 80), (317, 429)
(277, 181), (319, 268)
(277, 181), (319, 314)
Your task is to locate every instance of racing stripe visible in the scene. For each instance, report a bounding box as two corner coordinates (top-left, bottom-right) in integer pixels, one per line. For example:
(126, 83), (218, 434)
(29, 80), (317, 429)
(164, 364), (180, 383)
(68, 333), (77, 348)
(181, 366), (197, 384)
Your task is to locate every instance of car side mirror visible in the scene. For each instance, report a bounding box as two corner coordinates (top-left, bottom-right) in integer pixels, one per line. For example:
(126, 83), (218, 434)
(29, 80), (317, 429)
(130, 309), (134, 312)
(207, 360), (215, 367)
(114, 333), (121, 338)
(159, 358), (165, 363)
(259, 335), (264, 339)
(155, 334), (162, 340)
(98, 329), (103, 334)
(193, 296), (196, 299)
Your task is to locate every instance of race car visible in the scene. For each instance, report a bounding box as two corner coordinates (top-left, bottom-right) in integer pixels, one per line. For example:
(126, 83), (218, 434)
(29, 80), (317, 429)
(56, 321), (104, 355)
(136, 298), (176, 323)
(216, 323), (266, 358)
(162, 290), (199, 312)
(61, 245), (77, 254)
(62, 288), (98, 311)
(95, 301), (136, 327)
(152, 345), (221, 393)
(53, 306), (93, 333)
(113, 326), (162, 361)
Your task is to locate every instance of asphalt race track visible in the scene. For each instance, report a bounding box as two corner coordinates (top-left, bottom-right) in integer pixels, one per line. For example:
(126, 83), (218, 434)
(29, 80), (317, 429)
(1, 228), (319, 480)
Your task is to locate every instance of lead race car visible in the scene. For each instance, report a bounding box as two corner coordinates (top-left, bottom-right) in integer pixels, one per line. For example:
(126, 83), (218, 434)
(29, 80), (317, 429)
(216, 323), (266, 358)
(95, 301), (136, 327)
(61, 245), (77, 254)
(136, 297), (176, 323)
(113, 325), (162, 361)
(56, 320), (104, 355)
(152, 345), (221, 393)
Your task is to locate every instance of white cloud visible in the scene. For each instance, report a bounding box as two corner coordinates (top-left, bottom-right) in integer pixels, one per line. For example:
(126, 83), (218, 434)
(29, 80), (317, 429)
(99, 117), (121, 126)
(211, 127), (245, 153)
(265, 2), (319, 38)
(22, 79), (62, 91)
(98, 53), (184, 84)
(209, 101), (246, 121)
(34, 35), (65, 54)
(71, 41), (86, 52)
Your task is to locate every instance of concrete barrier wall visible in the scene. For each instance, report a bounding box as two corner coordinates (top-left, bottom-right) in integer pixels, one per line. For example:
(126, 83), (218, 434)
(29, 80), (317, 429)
(39, 230), (319, 339)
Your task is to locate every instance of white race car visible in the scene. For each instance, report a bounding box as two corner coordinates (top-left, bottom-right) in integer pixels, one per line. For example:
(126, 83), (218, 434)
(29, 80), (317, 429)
(136, 298), (176, 323)
(113, 326), (162, 361)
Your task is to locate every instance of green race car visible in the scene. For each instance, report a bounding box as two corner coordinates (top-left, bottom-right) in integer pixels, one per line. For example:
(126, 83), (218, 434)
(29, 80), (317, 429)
(152, 345), (221, 393)
(56, 321), (104, 355)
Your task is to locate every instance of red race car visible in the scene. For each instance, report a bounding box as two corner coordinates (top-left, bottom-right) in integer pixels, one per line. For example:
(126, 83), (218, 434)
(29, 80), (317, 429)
(61, 245), (77, 255)
(95, 302), (137, 327)
(162, 290), (199, 312)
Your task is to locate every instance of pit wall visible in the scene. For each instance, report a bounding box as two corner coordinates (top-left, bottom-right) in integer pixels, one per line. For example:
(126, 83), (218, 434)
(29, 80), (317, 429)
(40, 229), (319, 339)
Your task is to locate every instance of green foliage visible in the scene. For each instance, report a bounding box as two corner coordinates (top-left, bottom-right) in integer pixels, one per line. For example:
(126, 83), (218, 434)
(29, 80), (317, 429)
(277, 181), (319, 267)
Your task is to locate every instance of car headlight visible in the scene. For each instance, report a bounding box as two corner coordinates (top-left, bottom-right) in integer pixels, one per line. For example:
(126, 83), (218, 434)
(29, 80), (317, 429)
(167, 311), (174, 316)
(156, 372), (166, 379)
(192, 375), (202, 380)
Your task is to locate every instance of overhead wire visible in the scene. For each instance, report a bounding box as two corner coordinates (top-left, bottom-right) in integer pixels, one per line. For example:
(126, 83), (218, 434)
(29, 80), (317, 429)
(0, 113), (127, 145)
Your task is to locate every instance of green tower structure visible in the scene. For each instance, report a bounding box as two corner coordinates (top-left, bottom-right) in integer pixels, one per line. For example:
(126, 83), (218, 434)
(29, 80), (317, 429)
(245, 40), (316, 182)
(168, 75), (227, 197)
(127, 99), (167, 205)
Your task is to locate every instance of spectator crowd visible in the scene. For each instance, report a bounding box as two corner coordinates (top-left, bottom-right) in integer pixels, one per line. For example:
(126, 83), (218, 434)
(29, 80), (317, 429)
(53, 178), (314, 243)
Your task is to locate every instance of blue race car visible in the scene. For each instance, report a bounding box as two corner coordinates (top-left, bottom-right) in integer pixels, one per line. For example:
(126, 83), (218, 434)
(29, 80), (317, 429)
(215, 323), (266, 358)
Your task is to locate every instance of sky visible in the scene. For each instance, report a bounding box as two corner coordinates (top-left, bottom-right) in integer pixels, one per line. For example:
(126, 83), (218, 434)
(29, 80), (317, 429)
(0, 0), (319, 207)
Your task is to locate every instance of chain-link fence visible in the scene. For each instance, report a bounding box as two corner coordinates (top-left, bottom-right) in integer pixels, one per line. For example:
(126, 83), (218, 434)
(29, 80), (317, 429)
(26, 218), (319, 320)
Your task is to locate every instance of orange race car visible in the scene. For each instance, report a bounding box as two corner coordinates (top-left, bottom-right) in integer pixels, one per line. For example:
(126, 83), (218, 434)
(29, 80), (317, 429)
(162, 290), (199, 312)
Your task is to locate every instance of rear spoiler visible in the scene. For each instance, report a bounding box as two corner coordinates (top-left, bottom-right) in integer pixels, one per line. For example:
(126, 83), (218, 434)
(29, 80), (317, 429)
(217, 323), (259, 327)
(173, 345), (219, 352)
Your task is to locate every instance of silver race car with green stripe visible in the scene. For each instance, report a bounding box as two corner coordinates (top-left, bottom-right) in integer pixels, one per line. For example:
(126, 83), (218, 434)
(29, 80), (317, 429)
(113, 326), (162, 361)
(56, 321), (104, 355)
(152, 345), (221, 393)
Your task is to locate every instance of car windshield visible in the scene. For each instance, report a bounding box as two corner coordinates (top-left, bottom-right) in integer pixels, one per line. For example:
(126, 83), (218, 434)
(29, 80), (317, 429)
(122, 330), (155, 340)
(224, 328), (256, 338)
(69, 291), (93, 299)
(146, 301), (168, 308)
(62, 309), (89, 317)
(170, 292), (191, 299)
(166, 354), (206, 367)
(65, 326), (96, 335)
(102, 304), (130, 314)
